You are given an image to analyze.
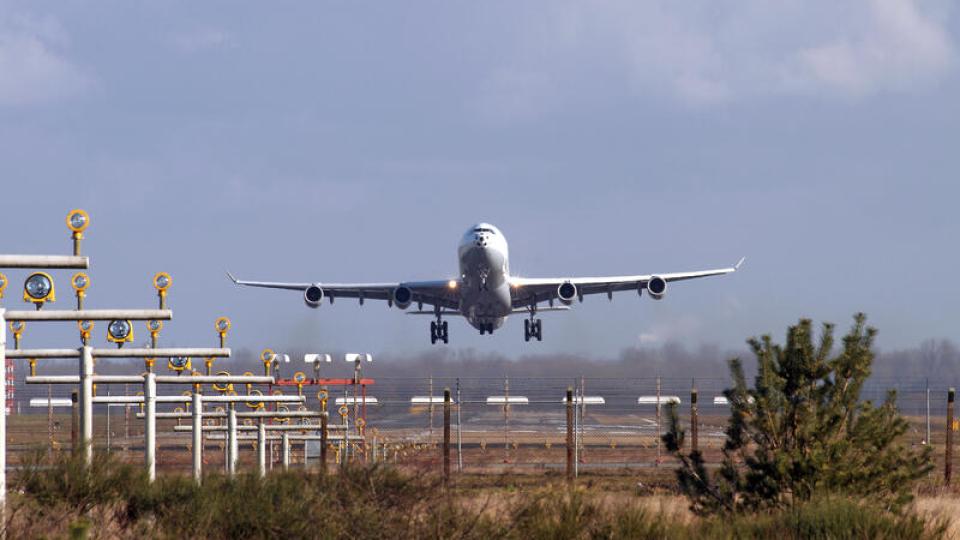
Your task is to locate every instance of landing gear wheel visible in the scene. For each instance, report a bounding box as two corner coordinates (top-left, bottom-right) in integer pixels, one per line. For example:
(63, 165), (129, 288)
(534, 319), (543, 341)
(524, 319), (531, 342)
(441, 321), (449, 344)
(430, 321), (438, 344)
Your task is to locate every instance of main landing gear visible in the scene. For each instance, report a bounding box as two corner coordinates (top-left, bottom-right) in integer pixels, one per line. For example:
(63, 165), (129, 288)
(430, 319), (449, 344)
(524, 315), (543, 342)
(478, 323), (495, 335)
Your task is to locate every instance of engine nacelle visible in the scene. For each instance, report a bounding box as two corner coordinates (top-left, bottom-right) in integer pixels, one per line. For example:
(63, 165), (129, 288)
(647, 276), (666, 300)
(557, 282), (577, 305)
(304, 285), (324, 308)
(393, 286), (413, 310)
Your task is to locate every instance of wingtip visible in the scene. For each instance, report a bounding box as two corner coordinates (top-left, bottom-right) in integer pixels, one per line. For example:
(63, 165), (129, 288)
(734, 257), (746, 270)
(225, 270), (239, 284)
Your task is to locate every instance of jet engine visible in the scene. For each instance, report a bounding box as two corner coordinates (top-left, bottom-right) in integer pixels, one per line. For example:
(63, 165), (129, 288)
(557, 282), (577, 305)
(647, 276), (666, 300)
(393, 286), (413, 310)
(304, 285), (324, 308)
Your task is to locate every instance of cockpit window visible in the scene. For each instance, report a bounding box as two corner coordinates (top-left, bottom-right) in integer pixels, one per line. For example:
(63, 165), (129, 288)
(473, 228), (494, 234)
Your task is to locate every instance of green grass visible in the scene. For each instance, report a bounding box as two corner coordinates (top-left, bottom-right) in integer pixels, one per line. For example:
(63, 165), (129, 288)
(5, 450), (949, 539)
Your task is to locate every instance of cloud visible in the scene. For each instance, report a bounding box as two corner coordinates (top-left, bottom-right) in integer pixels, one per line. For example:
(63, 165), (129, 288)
(0, 13), (91, 106)
(171, 27), (236, 53)
(475, 0), (957, 115)
(789, 0), (954, 96)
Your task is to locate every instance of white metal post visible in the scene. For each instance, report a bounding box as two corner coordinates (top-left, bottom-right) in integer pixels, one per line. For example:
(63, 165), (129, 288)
(144, 372), (157, 482)
(0, 309), (7, 520)
(257, 420), (266, 477)
(192, 392), (203, 484)
(227, 404), (238, 476)
(282, 433), (290, 470)
(80, 346), (94, 466)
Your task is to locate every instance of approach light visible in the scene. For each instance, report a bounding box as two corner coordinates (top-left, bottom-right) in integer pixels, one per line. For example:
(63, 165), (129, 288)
(260, 348), (275, 377)
(215, 316), (231, 347)
(71, 272), (90, 309)
(168, 356), (191, 372)
(146, 319), (162, 347)
(212, 371), (233, 393)
(9, 321), (24, 349)
(153, 272), (171, 309)
(71, 273), (89, 292)
(66, 209), (89, 233)
(66, 209), (89, 255)
(245, 389), (264, 410)
(147, 319), (162, 334)
(0, 272), (7, 299)
(77, 320), (94, 345)
(107, 319), (134, 347)
(23, 272), (55, 308)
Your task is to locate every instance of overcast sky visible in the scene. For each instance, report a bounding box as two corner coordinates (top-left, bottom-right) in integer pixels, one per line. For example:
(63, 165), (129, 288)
(0, 1), (958, 360)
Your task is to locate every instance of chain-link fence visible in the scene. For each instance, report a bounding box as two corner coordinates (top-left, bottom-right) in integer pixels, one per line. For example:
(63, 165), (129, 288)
(5, 376), (958, 476)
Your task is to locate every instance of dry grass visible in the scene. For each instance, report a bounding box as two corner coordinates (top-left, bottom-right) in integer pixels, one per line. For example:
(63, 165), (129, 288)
(914, 496), (960, 539)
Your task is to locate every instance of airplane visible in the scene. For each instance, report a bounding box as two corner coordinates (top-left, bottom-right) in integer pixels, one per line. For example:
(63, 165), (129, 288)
(227, 223), (744, 344)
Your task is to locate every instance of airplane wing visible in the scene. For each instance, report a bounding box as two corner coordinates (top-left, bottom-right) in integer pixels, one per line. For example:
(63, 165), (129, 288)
(225, 272), (460, 310)
(509, 257), (744, 309)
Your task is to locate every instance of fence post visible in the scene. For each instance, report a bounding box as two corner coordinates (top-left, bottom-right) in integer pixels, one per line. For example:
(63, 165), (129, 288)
(456, 378), (463, 473)
(71, 390), (78, 455)
(443, 387), (451, 484)
(947, 388), (955, 484)
(926, 378), (931, 445)
(47, 384), (53, 458)
(691, 386), (699, 453)
(566, 387), (574, 483)
(320, 411), (328, 474)
(656, 376), (662, 466)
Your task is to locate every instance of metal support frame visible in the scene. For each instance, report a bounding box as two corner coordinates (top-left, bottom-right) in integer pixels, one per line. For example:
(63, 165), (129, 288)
(228, 405), (238, 476)
(282, 433), (290, 470)
(192, 392), (203, 484)
(144, 372), (157, 482)
(257, 421), (267, 477)
(80, 346), (94, 466)
(321, 411), (328, 474)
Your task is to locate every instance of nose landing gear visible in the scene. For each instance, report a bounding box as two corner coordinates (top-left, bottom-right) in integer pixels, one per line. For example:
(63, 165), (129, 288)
(524, 313), (542, 342)
(430, 318), (449, 345)
(478, 323), (494, 335)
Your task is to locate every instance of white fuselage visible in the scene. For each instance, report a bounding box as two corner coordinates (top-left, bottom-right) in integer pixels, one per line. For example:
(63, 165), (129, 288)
(457, 223), (512, 330)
